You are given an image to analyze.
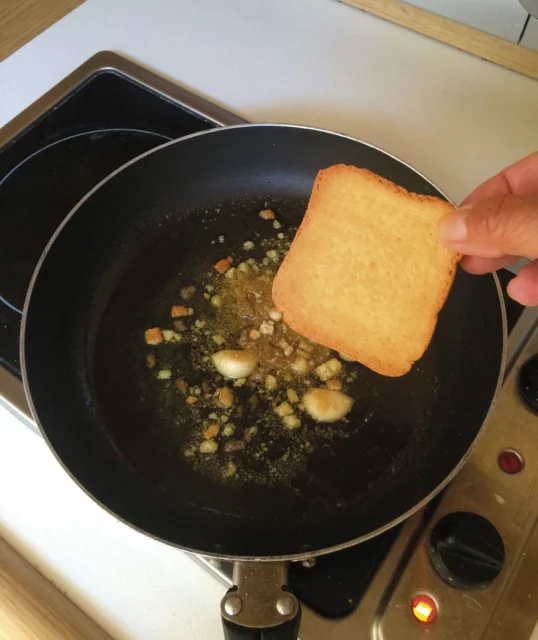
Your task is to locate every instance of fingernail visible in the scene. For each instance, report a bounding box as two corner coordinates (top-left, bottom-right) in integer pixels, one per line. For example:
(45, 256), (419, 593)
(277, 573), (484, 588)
(507, 276), (538, 307)
(457, 202), (474, 212)
(439, 213), (468, 243)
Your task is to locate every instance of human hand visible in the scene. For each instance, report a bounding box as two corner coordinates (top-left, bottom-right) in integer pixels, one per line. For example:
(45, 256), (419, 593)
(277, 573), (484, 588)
(439, 152), (538, 306)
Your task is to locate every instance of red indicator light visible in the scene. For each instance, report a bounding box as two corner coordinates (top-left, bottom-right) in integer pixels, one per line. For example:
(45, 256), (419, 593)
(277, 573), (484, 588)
(411, 595), (437, 624)
(498, 449), (524, 474)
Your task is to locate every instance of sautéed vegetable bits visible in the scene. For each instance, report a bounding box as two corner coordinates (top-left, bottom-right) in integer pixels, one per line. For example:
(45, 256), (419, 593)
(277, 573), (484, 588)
(143, 208), (361, 485)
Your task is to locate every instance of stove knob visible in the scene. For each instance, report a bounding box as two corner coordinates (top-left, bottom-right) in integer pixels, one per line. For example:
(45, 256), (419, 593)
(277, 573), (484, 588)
(429, 512), (505, 589)
(519, 355), (538, 413)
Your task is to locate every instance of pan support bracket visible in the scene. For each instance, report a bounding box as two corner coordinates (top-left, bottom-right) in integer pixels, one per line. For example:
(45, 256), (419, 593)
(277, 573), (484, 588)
(221, 561), (301, 639)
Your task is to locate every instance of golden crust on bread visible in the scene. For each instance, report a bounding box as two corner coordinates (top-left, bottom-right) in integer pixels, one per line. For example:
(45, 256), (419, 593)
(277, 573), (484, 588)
(272, 165), (459, 377)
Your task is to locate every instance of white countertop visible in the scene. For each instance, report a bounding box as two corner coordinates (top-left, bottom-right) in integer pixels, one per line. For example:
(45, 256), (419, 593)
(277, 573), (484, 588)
(1, 0), (538, 638)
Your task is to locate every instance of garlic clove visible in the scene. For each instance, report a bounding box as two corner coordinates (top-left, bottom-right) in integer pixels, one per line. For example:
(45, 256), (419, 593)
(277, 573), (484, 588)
(212, 350), (258, 379)
(303, 388), (353, 423)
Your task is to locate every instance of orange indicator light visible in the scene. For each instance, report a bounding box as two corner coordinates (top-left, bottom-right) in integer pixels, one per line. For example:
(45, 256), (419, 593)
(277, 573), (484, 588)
(411, 595), (437, 624)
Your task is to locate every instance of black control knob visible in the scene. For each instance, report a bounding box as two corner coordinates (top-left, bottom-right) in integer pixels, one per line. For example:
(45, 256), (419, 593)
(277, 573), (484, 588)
(519, 355), (538, 414)
(429, 512), (505, 589)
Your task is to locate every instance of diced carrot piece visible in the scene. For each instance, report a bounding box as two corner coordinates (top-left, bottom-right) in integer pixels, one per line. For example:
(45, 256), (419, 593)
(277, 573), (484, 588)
(145, 328), (163, 345)
(175, 379), (189, 394)
(171, 305), (189, 317)
(203, 423), (220, 439)
(259, 209), (275, 220)
(214, 258), (232, 274)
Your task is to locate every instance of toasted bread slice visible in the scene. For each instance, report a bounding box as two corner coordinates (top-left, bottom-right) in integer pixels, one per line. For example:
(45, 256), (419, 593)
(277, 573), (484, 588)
(272, 165), (458, 377)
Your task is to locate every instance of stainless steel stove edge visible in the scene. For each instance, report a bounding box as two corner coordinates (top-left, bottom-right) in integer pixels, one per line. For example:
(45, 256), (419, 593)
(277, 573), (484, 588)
(0, 51), (247, 148)
(0, 367), (36, 432)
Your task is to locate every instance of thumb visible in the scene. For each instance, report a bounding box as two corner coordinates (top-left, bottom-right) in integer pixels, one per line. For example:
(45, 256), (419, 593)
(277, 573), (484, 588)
(439, 194), (538, 259)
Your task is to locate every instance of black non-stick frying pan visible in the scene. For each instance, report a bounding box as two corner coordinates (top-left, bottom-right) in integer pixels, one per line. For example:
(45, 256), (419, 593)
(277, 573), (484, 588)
(21, 125), (505, 638)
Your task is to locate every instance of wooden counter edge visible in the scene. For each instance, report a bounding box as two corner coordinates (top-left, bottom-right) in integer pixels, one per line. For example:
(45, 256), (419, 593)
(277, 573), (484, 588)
(0, 0), (85, 63)
(338, 0), (538, 81)
(0, 536), (111, 640)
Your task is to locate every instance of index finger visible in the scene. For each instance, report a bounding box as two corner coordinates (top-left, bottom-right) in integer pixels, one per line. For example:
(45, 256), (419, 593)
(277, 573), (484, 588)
(462, 151), (538, 205)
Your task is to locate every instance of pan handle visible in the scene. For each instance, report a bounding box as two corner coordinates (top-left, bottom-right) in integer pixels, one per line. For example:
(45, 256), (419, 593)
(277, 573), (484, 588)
(221, 561), (301, 640)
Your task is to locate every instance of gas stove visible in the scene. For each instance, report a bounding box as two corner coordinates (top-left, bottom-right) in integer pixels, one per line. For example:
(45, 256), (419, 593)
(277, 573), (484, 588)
(1, 52), (537, 640)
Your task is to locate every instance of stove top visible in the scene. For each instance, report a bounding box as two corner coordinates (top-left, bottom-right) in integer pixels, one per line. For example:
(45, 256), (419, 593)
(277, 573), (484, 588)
(196, 311), (538, 639)
(0, 51), (245, 428)
(1, 51), (538, 640)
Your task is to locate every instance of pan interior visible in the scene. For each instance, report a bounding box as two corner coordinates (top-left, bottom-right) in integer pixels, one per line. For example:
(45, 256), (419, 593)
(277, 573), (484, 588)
(22, 125), (504, 558)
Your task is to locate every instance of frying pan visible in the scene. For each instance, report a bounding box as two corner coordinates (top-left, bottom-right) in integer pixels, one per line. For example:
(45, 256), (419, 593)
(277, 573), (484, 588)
(21, 124), (506, 639)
